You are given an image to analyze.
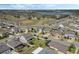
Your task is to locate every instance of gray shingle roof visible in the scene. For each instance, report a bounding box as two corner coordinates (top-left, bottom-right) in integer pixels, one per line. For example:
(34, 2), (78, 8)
(7, 37), (22, 48)
(20, 33), (33, 41)
(48, 40), (71, 53)
(0, 43), (11, 53)
(11, 27), (21, 32)
(74, 42), (79, 47)
(38, 48), (57, 54)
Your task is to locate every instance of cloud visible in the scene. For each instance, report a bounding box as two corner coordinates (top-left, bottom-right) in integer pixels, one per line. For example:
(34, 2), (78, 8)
(9, 4), (56, 9)
(0, 4), (79, 10)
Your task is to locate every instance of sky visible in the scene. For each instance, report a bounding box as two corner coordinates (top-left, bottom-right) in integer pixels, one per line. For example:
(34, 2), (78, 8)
(0, 4), (79, 10)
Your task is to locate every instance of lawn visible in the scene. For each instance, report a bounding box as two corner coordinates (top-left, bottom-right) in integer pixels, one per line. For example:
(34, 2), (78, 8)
(16, 45), (37, 54)
(16, 37), (48, 54)
(68, 44), (76, 53)
(29, 37), (47, 48)
(20, 19), (39, 25)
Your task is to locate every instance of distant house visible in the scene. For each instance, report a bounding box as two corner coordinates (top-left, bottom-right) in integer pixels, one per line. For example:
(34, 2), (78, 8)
(42, 33), (50, 39)
(19, 33), (33, 43)
(10, 27), (21, 34)
(0, 32), (9, 38)
(7, 37), (24, 49)
(48, 40), (71, 54)
(43, 27), (50, 33)
(51, 31), (62, 40)
(74, 42), (79, 48)
(32, 47), (58, 54)
(59, 24), (64, 28)
(0, 22), (6, 28)
(64, 33), (75, 39)
(0, 43), (12, 54)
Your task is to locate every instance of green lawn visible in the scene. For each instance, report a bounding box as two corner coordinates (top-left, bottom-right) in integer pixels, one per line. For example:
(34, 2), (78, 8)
(68, 44), (76, 53)
(19, 46), (37, 54)
(16, 37), (48, 54)
(29, 38), (47, 48)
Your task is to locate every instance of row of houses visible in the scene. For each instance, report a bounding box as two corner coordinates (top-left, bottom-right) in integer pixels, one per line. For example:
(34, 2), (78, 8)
(0, 22), (14, 29)
(0, 26), (23, 37)
(0, 21), (23, 34)
(0, 33), (33, 54)
(1, 31), (79, 54)
(0, 32), (59, 54)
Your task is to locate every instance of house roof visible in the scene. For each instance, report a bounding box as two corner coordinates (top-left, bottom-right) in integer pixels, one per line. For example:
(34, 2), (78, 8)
(11, 27), (21, 32)
(74, 42), (79, 47)
(7, 37), (22, 48)
(32, 47), (57, 54)
(0, 43), (11, 53)
(48, 40), (71, 54)
(64, 34), (75, 37)
(32, 47), (43, 54)
(20, 33), (33, 41)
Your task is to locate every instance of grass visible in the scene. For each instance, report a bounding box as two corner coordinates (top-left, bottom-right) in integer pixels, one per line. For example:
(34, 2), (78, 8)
(68, 44), (76, 53)
(17, 37), (48, 54)
(20, 19), (39, 25)
(17, 46), (37, 54)
(0, 28), (6, 33)
(29, 37), (47, 48)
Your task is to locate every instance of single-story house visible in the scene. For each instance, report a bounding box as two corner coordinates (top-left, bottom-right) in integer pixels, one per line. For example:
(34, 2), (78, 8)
(0, 22), (6, 28)
(48, 40), (71, 54)
(19, 33), (33, 43)
(32, 47), (58, 54)
(64, 33), (75, 39)
(10, 27), (21, 34)
(74, 42), (79, 48)
(51, 31), (62, 40)
(59, 24), (64, 28)
(7, 37), (24, 49)
(0, 32), (9, 38)
(0, 43), (12, 54)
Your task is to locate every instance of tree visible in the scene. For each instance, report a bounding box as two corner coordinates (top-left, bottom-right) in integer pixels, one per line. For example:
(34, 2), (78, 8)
(75, 32), (78, 36)
(30, 38), (47, 48)
(68, 44), (76, 53)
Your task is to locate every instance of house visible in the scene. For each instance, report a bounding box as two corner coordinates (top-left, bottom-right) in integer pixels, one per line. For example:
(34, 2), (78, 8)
(74, 42), (79, 48)
(7, 37), (24, 49)
(32, 47), (58, 54)
(42, 27), (50, 33)
(64, 33), (75, 40)
(19, 33), (33, 43)
(0, 28), (9, 38)
(0, 43), (12, 54)
(0, 22), (6, 28)
(48, 40), (71, 54)
(42, 33), (50, 39)
(59, 24), (64, 28)
(51, 31), (62, 40)
(10, 27), (21, 34)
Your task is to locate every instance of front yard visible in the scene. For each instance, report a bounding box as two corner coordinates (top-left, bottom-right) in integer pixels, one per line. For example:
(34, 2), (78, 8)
(15, 37), (48, 54)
